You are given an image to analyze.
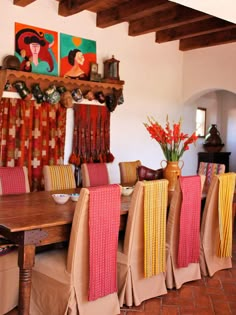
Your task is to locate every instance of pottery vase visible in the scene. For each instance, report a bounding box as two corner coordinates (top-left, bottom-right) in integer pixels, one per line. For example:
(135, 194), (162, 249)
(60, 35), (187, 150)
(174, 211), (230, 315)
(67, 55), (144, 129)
(161, 160), (184, 200)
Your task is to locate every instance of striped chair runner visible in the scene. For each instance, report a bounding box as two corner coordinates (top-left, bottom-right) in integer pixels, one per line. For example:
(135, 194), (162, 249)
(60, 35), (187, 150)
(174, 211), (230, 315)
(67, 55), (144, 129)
(43, 165), (76, 191)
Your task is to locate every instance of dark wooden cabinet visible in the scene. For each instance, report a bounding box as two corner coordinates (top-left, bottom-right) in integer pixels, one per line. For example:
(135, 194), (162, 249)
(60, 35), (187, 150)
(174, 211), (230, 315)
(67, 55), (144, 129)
(197, 152), (231, 172)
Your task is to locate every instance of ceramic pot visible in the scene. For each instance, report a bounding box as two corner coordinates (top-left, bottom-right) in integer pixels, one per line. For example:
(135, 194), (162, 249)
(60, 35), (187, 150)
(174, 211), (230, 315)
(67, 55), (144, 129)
(203, 124), (224, 152)
(161, 160), (184, 200)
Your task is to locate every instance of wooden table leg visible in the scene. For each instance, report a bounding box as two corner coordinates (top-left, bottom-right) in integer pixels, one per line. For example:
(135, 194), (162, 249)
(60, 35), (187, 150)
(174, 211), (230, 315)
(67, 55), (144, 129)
(17, 244), (36, 315)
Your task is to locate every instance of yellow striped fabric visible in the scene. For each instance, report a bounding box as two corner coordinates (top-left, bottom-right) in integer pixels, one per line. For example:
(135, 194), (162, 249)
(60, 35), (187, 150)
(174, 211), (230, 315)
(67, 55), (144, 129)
(49, 165), (76, 190)
(217, 173), (236, 258)
(144, 179), (168, 278)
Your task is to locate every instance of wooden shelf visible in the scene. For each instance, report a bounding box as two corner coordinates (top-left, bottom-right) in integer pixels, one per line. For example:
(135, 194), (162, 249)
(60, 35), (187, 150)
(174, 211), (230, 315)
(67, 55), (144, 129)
(0, 69), (124, 102)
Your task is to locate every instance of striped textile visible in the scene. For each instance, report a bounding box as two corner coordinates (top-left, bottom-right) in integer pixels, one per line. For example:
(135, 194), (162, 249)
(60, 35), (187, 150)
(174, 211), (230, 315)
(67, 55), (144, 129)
(87, 163), (109, 187)
(48, 165), (76, 190)
(88, 184), (120, 301)
(178, 176), (201, 268)
(0, 167), (26, 195)
(217, 173), (236, 258)
(198, 162), (225, 193)
(144, 180), (168, 278)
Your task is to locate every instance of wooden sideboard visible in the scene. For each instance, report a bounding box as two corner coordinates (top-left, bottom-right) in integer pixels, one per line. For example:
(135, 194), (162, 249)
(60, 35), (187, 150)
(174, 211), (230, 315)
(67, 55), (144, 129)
(197, 151), (231, 172)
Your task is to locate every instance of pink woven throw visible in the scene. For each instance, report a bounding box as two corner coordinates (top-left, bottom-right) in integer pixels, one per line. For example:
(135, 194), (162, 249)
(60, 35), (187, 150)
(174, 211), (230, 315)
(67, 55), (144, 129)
(0, 167), (26, 195)
(88, 184), (120, 301)
(87, 163), (109, 187)
(177, 175), (201, 268)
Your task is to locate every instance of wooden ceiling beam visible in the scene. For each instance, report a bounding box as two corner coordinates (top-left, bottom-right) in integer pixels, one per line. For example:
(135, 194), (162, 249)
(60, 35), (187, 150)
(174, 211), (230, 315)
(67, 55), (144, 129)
(96, 0), (176, 28)
(179, 28), (236, 51)
(13, 0), (36, 6)
(129, 5), (211, 36)
(58, 0), (101, 17)
(156, 18), (236, 43)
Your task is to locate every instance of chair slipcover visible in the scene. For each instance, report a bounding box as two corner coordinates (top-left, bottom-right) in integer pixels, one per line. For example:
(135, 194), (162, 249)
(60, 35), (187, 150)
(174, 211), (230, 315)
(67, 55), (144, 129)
(165, 175), (205, 289)
(43, 164), (76, 191)
(0, 166), (30, 314)
(81, 163), (109, 187)
(119, 160), (141, 187)
(0, 249), (19, 314)
(0, 166), (30, 195)
(200, 173), (236, 277)
(30, 185), (120, 315)
(198, 162), (225, 195)
(117, 180), (168, 307)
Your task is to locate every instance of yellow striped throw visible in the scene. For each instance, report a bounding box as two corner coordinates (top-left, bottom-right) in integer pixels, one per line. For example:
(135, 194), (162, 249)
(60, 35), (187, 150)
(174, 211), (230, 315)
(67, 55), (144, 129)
(144, 179), (168, 278)
(48, 165), (76, 190)
(217, 173), (236, 258)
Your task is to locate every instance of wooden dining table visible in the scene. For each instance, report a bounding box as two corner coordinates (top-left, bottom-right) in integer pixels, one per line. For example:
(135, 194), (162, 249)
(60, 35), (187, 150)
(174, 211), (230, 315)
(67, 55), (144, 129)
(0, 188), (131, 315)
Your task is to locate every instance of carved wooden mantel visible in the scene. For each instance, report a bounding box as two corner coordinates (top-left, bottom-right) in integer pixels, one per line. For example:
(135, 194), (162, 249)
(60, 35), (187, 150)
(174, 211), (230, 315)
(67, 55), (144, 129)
(0, 69), (124, 102)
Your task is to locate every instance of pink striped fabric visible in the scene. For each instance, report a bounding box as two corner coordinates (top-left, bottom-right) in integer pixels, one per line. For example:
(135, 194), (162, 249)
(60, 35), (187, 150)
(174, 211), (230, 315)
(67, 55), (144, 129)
(87, 163), (109, 187)
(88, 184), (120, 301)
(177, 176), (201, 268)
(0, 167), (27, 195)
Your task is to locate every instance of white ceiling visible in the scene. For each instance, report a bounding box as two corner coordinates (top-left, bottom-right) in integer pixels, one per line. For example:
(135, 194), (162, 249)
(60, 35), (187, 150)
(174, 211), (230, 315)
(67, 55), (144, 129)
(170, 0), (236, 24)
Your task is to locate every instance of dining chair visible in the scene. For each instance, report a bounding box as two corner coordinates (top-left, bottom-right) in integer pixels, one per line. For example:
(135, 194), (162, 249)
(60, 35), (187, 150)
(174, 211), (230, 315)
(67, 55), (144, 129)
(117, 179), (168, 307)
(165, 175), (205, 289)
(200, 172), (236, 277)
(119, 160), (141, 187)
(30, 184), (121, 315)
(198, 162), (225, 195)
(0, 166), (30, 314)
(81, 162), (109, 187)
(0, 166), (30, 195)
(43, 164), (76, 191)
(0, 248), (19, 315)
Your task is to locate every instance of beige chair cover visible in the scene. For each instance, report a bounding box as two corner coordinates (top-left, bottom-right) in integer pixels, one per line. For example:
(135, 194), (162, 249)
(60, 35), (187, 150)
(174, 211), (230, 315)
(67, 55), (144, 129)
(117, 181), (167, 307)
(30, 188), (120, 315)
(119, 160), (141, 187)
(200, 173), (236, 277)
(0, 166), (30, 314)
(165, 175), (205, 289)
(43, 164), (76, 191)
(0, 250), (19, 314)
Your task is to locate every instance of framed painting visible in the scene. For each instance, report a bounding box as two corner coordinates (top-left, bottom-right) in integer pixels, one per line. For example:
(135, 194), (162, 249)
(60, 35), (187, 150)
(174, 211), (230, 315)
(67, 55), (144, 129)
(15, 22), (58, 76)
(60, 33), (96, 80)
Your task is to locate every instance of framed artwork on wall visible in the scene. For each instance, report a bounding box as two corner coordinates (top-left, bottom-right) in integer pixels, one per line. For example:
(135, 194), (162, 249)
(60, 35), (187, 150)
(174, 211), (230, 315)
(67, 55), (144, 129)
(60, 33), (96, 80)
(14, 22), (58, 76)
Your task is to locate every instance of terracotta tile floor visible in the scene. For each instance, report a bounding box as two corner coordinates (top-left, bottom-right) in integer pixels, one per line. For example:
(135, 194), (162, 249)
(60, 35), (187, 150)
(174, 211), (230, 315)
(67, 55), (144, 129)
(120, 220), (236, 315)
(6, 221), (236, 315)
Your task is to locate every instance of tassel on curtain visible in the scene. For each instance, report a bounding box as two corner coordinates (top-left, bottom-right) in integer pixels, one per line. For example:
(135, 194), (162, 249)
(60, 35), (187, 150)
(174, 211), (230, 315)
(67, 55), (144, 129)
(0, 98), (66, 191)
(69, 104), (114, 167)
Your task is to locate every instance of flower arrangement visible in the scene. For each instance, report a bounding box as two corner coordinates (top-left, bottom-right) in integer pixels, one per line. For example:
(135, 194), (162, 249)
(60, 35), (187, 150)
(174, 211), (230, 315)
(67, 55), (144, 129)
(144, 116), (198, 161)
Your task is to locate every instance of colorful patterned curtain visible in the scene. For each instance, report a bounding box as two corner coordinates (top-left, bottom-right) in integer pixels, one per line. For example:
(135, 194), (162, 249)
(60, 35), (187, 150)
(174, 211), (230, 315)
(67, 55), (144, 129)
(0, 98), (66, 191)
(69, 104), (114, 166)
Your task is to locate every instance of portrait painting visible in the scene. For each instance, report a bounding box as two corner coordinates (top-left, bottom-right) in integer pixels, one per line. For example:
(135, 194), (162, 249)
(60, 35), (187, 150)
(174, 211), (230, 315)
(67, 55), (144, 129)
(60, 33), (96, 80)
(15, 22), (58, 76)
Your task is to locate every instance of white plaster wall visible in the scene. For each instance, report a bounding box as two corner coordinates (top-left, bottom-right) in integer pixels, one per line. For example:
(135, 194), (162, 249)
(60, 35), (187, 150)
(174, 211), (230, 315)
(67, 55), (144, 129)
(182, 47), (236, 174)
(0, 0), (183, 184)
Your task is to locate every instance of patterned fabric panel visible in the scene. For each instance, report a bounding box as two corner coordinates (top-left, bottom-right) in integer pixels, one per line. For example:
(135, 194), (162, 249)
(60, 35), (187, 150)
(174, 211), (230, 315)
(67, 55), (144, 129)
(48, 165), (76, 190)
(199, 162), (225, 186)
(0, 167), (27, 195)
(144, 179), (168, 277)
(86, 163), (109, 187)
(178, 175), (201, 268)
(88, 184), (120, 301)
(217, 173), (236, 258)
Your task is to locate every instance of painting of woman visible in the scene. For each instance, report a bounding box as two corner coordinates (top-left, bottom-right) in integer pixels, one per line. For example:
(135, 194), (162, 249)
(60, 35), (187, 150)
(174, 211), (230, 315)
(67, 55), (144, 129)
(15, 23), (58, 76)
(60, 33), (96, 80)
(64, 49), (87, 80)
